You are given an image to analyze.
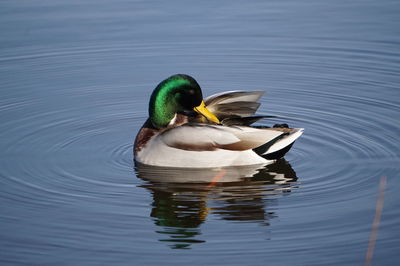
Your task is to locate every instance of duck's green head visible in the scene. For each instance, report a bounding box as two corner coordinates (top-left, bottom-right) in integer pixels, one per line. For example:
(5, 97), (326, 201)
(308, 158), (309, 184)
(149, 74), (220, 128)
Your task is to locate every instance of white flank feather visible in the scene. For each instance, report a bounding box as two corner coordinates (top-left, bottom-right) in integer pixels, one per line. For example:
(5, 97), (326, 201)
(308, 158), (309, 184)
(135, 124), (284, 168)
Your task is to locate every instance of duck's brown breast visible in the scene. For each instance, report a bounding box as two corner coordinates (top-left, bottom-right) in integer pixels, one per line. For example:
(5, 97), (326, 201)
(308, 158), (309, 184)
(134, 119), (159, 155)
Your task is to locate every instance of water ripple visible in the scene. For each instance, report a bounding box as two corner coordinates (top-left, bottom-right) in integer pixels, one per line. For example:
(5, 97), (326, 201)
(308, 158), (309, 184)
(1, 8), (400, 264)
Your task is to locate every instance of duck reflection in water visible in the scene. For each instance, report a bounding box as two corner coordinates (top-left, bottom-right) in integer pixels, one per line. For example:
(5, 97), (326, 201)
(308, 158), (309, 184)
(135, 159), (299, 249)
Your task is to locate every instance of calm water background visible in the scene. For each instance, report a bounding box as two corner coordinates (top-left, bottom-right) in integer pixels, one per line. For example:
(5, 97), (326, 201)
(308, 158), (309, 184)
(1, 0), (400, 265)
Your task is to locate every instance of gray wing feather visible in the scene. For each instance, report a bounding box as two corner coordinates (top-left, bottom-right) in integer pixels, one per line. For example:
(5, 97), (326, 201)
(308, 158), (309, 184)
(205, 90), (266, 118)
(204, 90), (267, 125)
(204, 90), (265, 106)
(221, 115), (277, 126)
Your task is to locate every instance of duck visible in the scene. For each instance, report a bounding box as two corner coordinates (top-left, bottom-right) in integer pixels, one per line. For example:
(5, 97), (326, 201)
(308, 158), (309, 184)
(134, 74), (303, 168)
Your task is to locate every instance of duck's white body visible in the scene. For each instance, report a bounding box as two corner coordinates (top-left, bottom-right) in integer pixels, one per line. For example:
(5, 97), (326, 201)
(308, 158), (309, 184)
(137, 142), (268, 168)
(135, 90), (303, 168)
(136, 124), (294, 168)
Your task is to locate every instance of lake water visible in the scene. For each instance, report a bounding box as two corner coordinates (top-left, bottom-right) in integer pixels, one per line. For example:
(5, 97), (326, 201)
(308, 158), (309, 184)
(1, 0), (399, 265)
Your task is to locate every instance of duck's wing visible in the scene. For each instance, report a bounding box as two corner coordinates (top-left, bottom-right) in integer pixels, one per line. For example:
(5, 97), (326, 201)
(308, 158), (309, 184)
(221, 115), (277, 126)
(161, 124), (284, 152)
(204, 90), (265, 106)
(204, 90), (265, 119)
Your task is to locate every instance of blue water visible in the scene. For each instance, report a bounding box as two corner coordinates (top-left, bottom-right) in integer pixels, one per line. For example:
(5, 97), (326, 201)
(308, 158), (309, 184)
(1, 0), (400, 265)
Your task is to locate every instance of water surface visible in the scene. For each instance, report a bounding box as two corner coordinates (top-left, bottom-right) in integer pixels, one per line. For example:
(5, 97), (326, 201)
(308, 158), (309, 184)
(1, 0), (400, 265)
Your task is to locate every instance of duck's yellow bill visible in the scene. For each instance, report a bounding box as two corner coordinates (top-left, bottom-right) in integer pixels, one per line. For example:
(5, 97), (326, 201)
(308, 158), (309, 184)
(194, 101), (220, 124)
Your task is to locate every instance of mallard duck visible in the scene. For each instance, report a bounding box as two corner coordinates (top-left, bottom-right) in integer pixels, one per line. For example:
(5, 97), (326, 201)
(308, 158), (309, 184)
(134, 74), (303, 168)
